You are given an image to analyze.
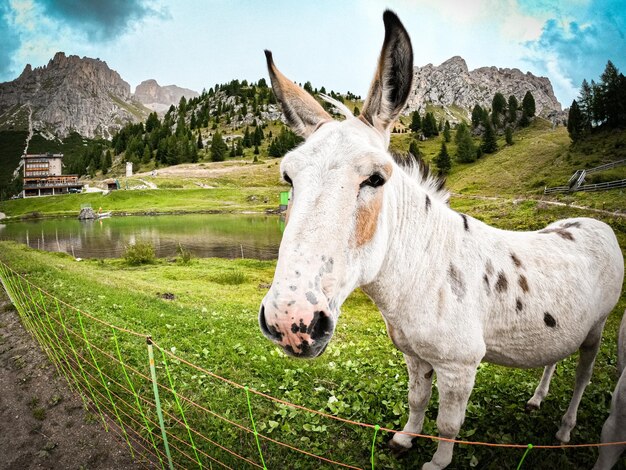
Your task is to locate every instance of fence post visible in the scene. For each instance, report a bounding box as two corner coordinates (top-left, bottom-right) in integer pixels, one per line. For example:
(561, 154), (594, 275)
(147, 336), (174, 470)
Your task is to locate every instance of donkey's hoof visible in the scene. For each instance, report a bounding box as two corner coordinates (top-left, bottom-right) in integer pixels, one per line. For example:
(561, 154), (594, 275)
(388, 438), (411, 456)
(525, 402), (540, 413)
(555, 429), (571, 444)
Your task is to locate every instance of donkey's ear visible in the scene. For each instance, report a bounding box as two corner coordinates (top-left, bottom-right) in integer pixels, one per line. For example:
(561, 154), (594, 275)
(264, 50), (332, 138)
(361, 10), (413, 138)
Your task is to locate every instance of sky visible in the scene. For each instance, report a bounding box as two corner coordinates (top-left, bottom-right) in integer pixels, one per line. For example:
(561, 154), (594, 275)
(1, 0), (625, 108)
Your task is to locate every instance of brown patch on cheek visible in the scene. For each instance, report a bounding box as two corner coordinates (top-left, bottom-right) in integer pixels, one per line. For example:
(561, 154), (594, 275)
(284, 200), (292, 226)
(354, 190), (383, 247)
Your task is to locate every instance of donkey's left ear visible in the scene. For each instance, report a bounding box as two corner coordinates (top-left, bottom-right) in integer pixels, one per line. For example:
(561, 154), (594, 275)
(264, 50), (332, 138)
(361, 10), (413, 140)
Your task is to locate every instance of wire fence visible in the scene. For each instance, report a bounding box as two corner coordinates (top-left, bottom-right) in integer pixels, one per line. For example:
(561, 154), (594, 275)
(0, 259), (625, 470)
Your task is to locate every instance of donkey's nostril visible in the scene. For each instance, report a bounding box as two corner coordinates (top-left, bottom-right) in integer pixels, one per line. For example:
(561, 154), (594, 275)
(309, 311), (332, 341)
(259, 303), (282, 341)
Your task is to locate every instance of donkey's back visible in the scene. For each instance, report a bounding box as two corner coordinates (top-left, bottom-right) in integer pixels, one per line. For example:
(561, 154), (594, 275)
(481, 216), (623, 368)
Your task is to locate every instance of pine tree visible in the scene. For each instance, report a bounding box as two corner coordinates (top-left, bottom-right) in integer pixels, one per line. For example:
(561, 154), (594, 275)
(471, 104), (483, 128)
(254, 144), (260, 155)
(492, 92), (507, 121)
(505, 126), (514, 145)
(577, 79), (594, 131)
(142, 144), (151, 163)
(197, 132), (203, 149)
(507, 95), (518, 123)
(242, 127), (252, 147)
(210, 130), (228, 162)
(481, 122), (498, 154)
(455, 123), (476, 163)
(353, 106), (361, 117)
(409, 111), (421, 132)
(236, 139), (244, 156)
(433, 141), (451, 175)
(567, 100), (584, 142)
(408, 140), (421, 157)
(443, 120), (451, 142)
(522, 91), (536, 118)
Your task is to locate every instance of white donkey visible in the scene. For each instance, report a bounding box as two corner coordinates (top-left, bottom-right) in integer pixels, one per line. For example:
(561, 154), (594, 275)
(594, 311), (626, 469)
(259, 10), (624, 469)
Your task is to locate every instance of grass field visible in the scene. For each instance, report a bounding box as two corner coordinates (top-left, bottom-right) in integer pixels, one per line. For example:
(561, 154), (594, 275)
(1, 195), (625, 469)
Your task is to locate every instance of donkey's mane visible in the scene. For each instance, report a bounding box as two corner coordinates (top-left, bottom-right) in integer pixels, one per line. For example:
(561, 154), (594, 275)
(319, 94), (354, 119)
(392, 151), (450, 205)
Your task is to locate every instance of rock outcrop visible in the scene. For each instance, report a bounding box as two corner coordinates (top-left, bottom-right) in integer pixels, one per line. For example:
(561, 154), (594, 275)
(406, 56), (562, 120)
(0, 52), (149, 139)
(134, 79), (199, 113)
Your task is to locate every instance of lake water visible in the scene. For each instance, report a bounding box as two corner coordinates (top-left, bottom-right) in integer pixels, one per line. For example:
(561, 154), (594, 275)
(0, 214), (284, 259)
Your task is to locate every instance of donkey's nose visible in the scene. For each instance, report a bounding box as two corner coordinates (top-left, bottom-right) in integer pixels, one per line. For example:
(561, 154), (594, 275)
(258, 303), (283, 342)
(309, 310), (332, 342)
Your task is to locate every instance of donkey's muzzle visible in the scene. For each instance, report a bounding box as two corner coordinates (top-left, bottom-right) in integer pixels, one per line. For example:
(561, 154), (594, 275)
(258, 303), (334, 358)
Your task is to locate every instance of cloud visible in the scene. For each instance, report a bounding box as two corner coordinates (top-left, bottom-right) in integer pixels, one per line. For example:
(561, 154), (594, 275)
(0, 2), (23, 81)
(522, 0), (626, 104)
(37, 0), (169, 41)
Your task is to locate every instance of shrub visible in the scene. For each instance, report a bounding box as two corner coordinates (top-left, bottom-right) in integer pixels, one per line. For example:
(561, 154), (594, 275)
(123, 241), (155, 266)
(176, 243), (193, 265)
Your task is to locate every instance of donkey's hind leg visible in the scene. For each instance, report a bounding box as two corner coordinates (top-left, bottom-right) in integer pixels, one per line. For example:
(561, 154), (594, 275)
(389, 355), (434, 451)
(556, 323), (604, 443)
(526, 363), (556, 411)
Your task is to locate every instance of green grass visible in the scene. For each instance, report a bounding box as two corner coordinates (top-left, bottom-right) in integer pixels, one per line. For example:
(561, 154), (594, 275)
(0, 196), (624, 469)
(0, 187), (282, 219)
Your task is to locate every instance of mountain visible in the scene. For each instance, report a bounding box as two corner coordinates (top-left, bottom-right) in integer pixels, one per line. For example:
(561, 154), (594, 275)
(134, 79), (199, 113)
(406, 56), (562, 120)
(0, 52), (149, 139)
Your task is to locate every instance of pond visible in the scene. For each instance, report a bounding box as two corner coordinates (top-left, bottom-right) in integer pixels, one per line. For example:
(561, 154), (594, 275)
(0, 214), (284, 260)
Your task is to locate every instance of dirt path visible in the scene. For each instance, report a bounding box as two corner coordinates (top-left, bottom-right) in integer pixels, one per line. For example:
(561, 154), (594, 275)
(0, 293), (142, 470)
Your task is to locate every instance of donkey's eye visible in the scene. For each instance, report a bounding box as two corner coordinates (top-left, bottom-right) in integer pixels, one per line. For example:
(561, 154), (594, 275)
(283, 172), (293, 186)
(360, 173), (386, 189)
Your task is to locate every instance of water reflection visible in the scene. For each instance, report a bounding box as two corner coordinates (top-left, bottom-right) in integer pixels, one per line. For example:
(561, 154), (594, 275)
(0, 214), (284, 260)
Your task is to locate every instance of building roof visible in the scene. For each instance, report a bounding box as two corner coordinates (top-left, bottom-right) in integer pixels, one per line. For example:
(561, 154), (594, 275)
(24, 153), (64, 159)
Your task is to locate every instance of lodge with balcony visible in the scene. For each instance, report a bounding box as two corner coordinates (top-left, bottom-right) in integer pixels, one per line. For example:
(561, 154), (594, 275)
(22, 153), (83, 197)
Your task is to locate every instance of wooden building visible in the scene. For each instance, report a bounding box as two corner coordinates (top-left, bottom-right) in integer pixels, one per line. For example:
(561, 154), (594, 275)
(22, 153), (83, 197)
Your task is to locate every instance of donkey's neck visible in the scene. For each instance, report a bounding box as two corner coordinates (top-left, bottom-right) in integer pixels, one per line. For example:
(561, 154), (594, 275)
(362, 170), (461, 322)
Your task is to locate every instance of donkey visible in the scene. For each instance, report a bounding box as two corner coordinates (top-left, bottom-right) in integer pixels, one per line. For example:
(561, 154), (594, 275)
(259, 10), (624, 469)
(594, 311), (626, 469)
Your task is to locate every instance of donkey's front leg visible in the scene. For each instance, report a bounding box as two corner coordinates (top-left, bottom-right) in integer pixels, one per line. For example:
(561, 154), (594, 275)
(389, 354), (433, 451)
(423, 362), (478, 470)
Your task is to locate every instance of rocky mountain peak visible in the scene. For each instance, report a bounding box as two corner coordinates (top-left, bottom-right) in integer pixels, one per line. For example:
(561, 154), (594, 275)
(406, 56), (562, 120)
(134, 79), (199, 113)
(0, 51), (146, 139)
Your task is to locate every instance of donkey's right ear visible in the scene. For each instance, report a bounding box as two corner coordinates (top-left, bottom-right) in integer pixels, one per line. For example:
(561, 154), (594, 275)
(265, 50), (332, 138)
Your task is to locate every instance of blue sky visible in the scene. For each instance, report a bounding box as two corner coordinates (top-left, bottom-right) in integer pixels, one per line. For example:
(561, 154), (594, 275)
(1, 0), (625, 107)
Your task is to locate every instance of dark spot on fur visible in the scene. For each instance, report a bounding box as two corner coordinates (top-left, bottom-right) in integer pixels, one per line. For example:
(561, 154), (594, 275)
(424, 369), (434, 379)
(425, 194), (431, 213)
(295, 270), (301, 278)
(561, 221), (581, 229)
(539, 228), (575, 241)
(305, 291), (318, 305)
(510, 253), (523, 268)
(447, 264), (466, 301)
(518, 275), (530, 293)
(291, 323), (299, 333)
(495, 271), (508, 293)
(321, 255), (326, 262)
(485, 260), (494, 277)
(289, 285), (297, 291)
(544, 312), (557, 328)
(287, 300), (295, 306)
(516, 298), (523, 312)
(460, 213), (469, 232)
(483, 274), (490, 295)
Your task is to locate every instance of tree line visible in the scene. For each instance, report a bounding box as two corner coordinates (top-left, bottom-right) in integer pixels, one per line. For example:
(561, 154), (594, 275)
(567, 61), (626, 142)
